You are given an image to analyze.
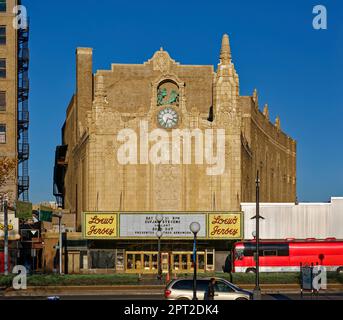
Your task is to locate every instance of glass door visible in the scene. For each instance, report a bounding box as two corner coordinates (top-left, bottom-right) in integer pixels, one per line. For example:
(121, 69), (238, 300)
(125, 252), (143, 273)
(126, 251), (162, 274)
(171, 251), (206, 273)
(197, 252), (205, 272)
(161, 252), (169, 274)
(205, 249), (215, 272)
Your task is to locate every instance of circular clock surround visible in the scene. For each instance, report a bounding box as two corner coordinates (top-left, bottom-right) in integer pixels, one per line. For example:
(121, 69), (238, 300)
(157, 107), (179, 129)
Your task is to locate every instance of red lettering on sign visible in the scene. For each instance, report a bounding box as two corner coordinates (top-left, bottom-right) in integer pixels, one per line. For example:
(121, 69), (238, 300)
(88, 215), (114, 225)
(210, 215), (239, 237)
(211, 215), (238, 225)
(87, 225), (115, 236)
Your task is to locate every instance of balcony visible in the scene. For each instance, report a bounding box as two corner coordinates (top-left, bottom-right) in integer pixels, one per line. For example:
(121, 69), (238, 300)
(18, 143), (29, 161)
(18, 111), (29, 125)
(18, 176), (30, 191)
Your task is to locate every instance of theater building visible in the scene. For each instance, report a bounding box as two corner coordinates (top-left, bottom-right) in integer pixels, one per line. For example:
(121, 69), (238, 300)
(53, 34), (296, 274)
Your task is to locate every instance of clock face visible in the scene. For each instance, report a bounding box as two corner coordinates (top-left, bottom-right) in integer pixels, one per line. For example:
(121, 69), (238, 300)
(157, 107), (179, 129)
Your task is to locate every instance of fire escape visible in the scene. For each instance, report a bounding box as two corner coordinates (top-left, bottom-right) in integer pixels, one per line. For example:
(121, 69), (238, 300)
(53, 143), (68, 208)
(17, 22), (30, 201)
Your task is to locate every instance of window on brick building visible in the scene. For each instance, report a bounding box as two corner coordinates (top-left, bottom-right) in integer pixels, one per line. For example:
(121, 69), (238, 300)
(0, 0), (6, 12)
(0, 59), (6, 78)
(0, 124), (6, 143)
(0, 91), (5, 111)
(0, 26), (6, 45)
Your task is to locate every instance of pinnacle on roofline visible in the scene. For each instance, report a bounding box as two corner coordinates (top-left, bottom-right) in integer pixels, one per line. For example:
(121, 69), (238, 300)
(220, 33), (232, 64)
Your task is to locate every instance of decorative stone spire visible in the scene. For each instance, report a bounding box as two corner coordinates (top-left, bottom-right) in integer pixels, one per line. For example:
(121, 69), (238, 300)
(275, 116), (281, 131)
(220, 34), (232, 64)
(263, 104), (269, 120)
(252, 88), (259, 109)
(215, 33), (240, 127)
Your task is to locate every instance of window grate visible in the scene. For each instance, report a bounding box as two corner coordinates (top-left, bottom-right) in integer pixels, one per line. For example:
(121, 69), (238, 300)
(0, 59), (6, 78)
(0, 91), (5, 111)
(0, 0), (6, 12)
(0, 26), (5, 45)
(0, 124), (6, 143)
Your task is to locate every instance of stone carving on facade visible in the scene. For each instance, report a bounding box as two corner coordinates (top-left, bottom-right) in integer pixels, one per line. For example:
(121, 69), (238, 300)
(88, 74), (123, 135)
(146, 47), (179, 74)
(154, 164), (181, 210)
(149, 74), (187, 126)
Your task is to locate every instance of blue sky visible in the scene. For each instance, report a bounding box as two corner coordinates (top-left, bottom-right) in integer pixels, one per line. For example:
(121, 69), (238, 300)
(27, 0), (343, 203)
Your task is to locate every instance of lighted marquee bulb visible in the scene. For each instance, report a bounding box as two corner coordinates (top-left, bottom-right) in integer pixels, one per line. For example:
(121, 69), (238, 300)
(156, 230), (163, 238)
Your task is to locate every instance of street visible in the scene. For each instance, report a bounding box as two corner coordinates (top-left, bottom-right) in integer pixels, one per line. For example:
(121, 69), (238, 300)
(1, 292), (343, 300)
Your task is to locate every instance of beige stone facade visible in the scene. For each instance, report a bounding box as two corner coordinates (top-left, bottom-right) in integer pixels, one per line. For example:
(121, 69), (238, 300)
(57, 34), (296, 231)
(0, 0), (18, 201)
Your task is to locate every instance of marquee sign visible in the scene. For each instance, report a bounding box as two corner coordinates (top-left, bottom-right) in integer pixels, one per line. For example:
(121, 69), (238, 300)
(83, 213), (118, 239)
(82, 212), (243, 240)
(120, 213), (207, 238)
(208, 213), (242, 239)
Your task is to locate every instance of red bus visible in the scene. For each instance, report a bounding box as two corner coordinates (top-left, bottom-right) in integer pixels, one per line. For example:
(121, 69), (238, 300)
(0, 252), (10, 273)
(232, 239), (343, 273)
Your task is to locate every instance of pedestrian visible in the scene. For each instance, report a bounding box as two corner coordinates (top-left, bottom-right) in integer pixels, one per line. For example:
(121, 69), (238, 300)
(222, 254), (233, 282)
(206, 278), (216, 300)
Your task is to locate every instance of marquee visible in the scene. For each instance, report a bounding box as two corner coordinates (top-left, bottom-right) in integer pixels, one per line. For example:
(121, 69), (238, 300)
(82, 212), (243, 240)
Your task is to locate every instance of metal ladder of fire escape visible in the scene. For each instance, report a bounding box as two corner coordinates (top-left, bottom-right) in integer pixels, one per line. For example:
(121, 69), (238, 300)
(17, 21), (30, 201)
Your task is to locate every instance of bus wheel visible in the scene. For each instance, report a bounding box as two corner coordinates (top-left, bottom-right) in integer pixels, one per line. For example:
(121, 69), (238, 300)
(246, 268), (256, 274)
(336, 267), (343, 274)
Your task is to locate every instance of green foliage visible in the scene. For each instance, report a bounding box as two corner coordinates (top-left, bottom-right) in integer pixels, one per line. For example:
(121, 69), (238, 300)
(0, 272), (342, 287)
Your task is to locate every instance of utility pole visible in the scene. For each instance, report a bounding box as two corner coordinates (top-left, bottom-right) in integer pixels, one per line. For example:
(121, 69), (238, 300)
(3, 197), (8, 276)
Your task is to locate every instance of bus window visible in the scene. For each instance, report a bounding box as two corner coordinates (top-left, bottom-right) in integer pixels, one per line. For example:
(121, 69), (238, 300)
(263, 250), (277, 256)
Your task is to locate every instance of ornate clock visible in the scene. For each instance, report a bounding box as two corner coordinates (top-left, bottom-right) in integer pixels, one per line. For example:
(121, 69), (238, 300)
(157, 107), (179, 129)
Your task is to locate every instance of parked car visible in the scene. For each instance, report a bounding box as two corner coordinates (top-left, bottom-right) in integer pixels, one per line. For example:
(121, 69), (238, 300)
(164, 278), (253, 300)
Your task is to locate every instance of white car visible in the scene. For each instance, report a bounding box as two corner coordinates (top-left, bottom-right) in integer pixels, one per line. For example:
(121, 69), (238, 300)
(165, 278), (253, 300)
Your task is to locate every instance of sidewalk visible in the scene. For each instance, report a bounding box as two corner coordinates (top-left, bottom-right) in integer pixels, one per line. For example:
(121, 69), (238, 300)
(3, 283), (343, 297)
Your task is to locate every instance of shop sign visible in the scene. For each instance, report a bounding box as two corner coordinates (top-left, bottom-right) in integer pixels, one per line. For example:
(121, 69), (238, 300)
(0, 213), (20, 240)
(83, 213), (118, 239)
(208, 213), (242, 239)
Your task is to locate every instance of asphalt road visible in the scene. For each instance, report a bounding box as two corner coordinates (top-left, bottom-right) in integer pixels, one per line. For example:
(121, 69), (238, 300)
(1, 292), (343, 300)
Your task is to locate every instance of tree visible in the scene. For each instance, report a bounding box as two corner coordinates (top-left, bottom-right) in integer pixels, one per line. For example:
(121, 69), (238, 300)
(0, 157), (17, 194)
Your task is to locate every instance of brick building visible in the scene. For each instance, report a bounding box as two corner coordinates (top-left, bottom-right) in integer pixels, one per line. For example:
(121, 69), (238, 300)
(0, 0), (30, 202)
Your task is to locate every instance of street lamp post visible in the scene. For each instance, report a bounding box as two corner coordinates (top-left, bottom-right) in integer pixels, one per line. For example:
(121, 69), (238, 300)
(3, 197), (9, 276)
(251, 170), (264, 300)
(190, 221), (201, 300)
(53, 211), (63, 275)
(156, 214), (163, 280)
